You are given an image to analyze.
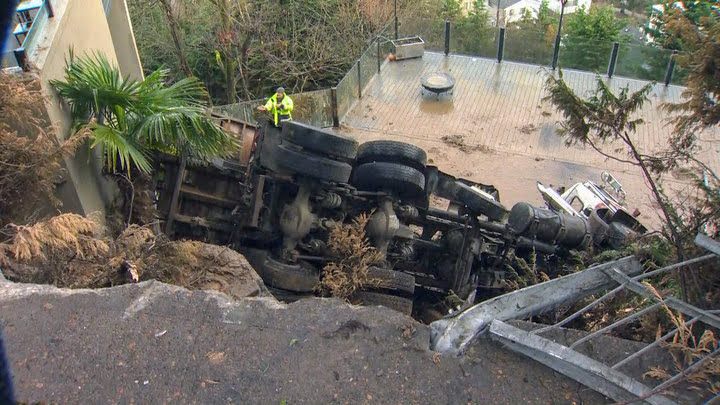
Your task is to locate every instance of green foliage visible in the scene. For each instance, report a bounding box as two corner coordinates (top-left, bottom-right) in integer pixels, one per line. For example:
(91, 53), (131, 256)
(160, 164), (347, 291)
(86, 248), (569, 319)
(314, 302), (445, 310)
(505, 0), (556, 64)
(454, 0), (494, 55)
(51, 52), (236, 174)
(128, 0), (391, 104)
(536, 0), (555, 30)
(663, 8), (720, 135)
(644, 1), (718, 49)
(565, 6), (625, 40)
(544, 71), (720, 302)
(442, 0), (463, 20)
(560, 6), (626, 72)
(544, 73), (651, 148)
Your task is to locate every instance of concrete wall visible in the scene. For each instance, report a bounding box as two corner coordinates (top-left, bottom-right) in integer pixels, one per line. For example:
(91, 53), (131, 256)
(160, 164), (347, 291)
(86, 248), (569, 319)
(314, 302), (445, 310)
(29, 0), (142, 217)
(106, 0), (144, 81)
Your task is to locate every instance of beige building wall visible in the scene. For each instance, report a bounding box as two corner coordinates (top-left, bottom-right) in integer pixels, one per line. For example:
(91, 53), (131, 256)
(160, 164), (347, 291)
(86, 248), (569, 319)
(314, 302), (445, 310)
(106, 0), (144, 81)
(28, 0), (143, 218)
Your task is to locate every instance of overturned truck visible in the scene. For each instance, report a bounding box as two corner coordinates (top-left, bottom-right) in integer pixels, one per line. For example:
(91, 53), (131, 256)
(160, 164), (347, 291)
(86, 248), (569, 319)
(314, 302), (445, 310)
(156, 118), (644, 315)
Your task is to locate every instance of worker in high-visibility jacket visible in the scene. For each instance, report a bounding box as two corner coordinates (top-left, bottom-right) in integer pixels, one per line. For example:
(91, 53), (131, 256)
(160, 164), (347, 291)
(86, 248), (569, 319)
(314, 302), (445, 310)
(258, 87), (293, 126)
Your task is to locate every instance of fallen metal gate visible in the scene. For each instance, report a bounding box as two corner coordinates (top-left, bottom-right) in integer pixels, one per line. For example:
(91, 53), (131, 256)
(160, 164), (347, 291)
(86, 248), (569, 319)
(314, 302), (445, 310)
(432, 234), (720, 404)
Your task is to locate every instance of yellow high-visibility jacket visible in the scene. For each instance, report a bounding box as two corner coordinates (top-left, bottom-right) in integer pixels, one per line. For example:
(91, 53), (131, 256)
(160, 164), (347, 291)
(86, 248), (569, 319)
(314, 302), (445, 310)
(264, 93), (294, 125)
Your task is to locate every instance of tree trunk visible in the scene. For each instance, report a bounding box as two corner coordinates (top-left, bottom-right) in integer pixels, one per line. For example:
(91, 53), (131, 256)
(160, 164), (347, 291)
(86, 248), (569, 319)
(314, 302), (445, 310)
(212, 0), (238, 104)
(624, 134), (701, 302)
(158, 0), (192, 77)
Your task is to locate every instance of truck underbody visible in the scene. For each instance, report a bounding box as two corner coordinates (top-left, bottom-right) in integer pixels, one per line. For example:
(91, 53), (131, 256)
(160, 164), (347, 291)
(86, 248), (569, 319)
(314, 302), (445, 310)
(156, 117), (641, 316)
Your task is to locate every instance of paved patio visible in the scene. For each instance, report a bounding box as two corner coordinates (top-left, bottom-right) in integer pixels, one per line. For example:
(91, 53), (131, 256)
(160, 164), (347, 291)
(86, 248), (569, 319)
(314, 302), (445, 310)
(344, 52), (719, 171)
(340, 52), (719, 228)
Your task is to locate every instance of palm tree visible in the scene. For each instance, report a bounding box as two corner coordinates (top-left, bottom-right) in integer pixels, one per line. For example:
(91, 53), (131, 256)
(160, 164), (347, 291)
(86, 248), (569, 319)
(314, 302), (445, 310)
(51, 52), (237, 175)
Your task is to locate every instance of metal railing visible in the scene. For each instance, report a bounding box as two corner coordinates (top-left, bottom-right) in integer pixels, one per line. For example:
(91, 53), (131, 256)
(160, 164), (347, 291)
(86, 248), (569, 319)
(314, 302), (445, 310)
(217, 22), (394, 127)
(217, 13), (689, 126)
(397, 16), (686, 85)
(213, 89), (333, 128)
(433, 233), (720, 404)
(2, 0), (54, 71)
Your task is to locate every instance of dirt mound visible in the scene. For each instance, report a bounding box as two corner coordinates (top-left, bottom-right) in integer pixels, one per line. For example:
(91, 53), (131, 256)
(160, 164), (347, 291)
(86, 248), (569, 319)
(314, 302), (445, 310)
(0, 214), (269, 300)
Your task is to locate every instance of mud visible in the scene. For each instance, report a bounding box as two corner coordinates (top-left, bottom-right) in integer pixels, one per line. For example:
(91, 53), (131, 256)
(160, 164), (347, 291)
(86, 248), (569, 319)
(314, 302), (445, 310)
(342, 126), (691, 230)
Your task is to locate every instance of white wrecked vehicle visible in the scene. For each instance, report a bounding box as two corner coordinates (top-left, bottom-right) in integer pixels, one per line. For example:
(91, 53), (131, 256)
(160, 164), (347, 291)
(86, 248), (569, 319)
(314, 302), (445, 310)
(537, 172), (647, 249)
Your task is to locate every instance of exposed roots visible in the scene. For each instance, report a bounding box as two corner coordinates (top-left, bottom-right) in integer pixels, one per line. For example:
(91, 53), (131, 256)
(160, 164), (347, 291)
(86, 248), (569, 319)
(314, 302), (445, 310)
(0, 214), (264, 299)
(2, 213), (109, 262)
(317, 213), (385, 299)
(0, 71), (87, 226)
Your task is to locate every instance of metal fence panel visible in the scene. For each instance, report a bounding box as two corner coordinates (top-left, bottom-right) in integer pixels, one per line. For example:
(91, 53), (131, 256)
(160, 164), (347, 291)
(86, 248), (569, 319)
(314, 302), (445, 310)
(214, 89), (332, 128)
(558, 35), (615, 74)
(614, 43), (672, 82)
(20, 1), (50, 59)
(504, 27), (554, 66)
(432, 232), (720, 403)
(451, 25), (497, 59)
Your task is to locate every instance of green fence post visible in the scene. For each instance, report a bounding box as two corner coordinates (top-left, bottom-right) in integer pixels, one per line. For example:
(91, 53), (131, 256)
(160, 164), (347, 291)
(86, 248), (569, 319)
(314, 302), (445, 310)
(551, 34), (561, 70)
(444, 21), (450, 56)
(377, 35), (381, 73)
(394, 0), (398, 40)
(331, 87), (339, 127)
(497, 28), (505, 63)
(607, 42), (619, 78)
(664, 50), (678, 86)
(357, 60), (362, 98)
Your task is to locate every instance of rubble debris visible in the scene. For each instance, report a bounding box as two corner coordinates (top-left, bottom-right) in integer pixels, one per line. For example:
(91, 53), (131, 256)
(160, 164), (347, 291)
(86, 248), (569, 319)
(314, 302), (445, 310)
(440, 134), (488, 153)
(518, 124), (539, 134)
(0, 214), (270, 300)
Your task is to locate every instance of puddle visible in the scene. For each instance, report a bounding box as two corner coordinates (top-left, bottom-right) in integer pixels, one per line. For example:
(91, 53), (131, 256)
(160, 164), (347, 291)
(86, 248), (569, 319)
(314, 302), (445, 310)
(538, 122), (562, 150)
(419, 98), (455, 115)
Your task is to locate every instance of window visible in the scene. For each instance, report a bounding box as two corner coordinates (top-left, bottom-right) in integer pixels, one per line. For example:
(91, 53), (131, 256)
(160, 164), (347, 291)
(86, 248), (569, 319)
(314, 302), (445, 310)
(570, 197), (584, 213)
(102, 0), (112, 17)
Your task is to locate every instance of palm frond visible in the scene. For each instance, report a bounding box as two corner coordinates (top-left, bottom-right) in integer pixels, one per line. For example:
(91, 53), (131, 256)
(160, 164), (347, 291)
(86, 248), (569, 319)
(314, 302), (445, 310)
(50, 53), (143, 120)
(90, 124), (152, 174)
(52, 50), (236, 173)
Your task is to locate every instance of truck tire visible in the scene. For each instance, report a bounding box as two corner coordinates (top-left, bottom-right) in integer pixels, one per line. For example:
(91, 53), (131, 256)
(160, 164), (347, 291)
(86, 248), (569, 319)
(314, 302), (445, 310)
(588, 208), (611, 246)
(351, 291), (414, 315)
(257, 256), (319, 293)
(455, 182), (508, 221)
(275, 143), (352, 183)
(351, 162), (425, 198)
(356, 140), (427, 171)
(282, 121), (359, 160)
(607, 222), (635, 249)
(366, 267), (415, 294)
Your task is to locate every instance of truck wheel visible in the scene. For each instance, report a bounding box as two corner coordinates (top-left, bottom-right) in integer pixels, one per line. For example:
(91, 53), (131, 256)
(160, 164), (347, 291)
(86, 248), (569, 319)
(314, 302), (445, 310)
(356, 140), (427, 171)
(455, 182), (508, 222)
(366, 267), (415, 294)
(257, 256), (319, 293)
(276, 143), (352, 183)
(350, 291), (414, 315)
(607, 222), (635, 249)
(351, 162), (425, 198)
(588, 208), (611, 246)
(282, 121), (359, 160)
